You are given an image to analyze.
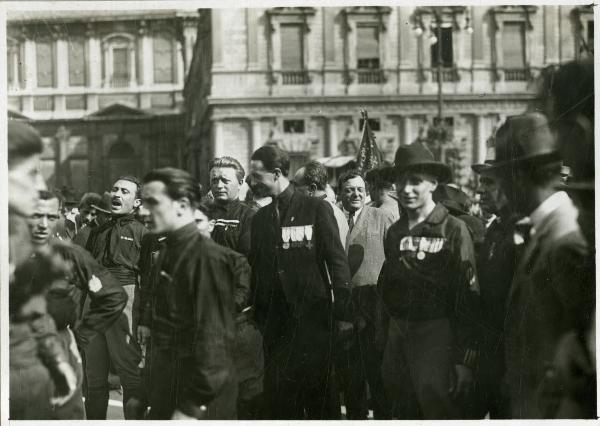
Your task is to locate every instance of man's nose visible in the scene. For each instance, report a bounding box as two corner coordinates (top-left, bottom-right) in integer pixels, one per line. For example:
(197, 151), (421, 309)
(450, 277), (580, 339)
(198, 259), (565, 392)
(39, 216), (48, 228)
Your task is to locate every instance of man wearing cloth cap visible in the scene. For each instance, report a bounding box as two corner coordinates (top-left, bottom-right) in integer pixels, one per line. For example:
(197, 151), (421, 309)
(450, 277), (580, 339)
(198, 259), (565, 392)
(490, 112), (589, 418)
(470, 144), (519, 418)
(378, 142), (481, 419)
(73, 192), (112, 249)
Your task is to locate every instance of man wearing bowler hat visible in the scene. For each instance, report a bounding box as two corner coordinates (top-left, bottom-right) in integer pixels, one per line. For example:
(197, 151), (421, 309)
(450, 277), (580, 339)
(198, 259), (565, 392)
(490, 112), (589, 418)
(378, 142), (481, 419)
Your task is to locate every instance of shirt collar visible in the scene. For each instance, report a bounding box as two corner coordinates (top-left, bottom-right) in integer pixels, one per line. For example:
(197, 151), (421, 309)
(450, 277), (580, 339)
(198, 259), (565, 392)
(166, 222), (198, 247)
(424, 203), (448, 225)
(215, 198), (240, 212)
(276, 182), (294, 207)
(529, 191), (569, 233)
(111, 212), (136, 225)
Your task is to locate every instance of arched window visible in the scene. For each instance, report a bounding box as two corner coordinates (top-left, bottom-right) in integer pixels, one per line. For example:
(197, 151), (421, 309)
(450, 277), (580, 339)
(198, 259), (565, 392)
(153, 31), (175, 84)
(102, 34), (136, 88)
(109, 141), (135, 158)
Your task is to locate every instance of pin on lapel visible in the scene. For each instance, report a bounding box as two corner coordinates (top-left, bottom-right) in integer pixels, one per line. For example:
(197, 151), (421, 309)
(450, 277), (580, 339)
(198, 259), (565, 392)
(291, 216), (295, 222)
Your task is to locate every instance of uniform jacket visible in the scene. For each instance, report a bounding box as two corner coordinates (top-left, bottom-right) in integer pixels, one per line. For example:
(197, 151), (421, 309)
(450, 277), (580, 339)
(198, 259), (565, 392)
(211, 199), (255, 257)
(346, 205), (395, 287)
(86, 213), (147, 285)
(250, 185), (352, 328)
(150, 222), (237, 415)
(504, 194), (591, 419)
(378, 203), (481, 366)
(138, 232), (166, 328)
(48, 240), (128, 348)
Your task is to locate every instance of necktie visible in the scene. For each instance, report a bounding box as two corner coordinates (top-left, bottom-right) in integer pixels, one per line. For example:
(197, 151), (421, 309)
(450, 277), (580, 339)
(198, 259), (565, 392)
(348, 211), (355, 233)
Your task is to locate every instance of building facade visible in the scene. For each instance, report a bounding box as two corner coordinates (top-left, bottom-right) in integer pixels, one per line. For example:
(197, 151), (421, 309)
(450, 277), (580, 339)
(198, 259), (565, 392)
(7, 10), (198, 195)
(183, 5), (593, 189)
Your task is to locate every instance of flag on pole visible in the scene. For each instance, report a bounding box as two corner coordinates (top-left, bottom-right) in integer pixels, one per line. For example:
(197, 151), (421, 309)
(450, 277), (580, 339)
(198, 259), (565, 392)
(356, 109), (383, 174)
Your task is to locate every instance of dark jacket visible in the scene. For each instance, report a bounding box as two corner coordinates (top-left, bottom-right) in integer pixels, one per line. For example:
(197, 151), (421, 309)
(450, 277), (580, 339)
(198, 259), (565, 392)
(211, 199), (255, 257)
(138, 233), (166, 328)
(150, 222), (237, 416)
(378, 203), (481, 366)
(250, 184), (352, 329)
(504, 196), (591, 418)
(86, 213), (147, 285)
(48, 240), (128, 348)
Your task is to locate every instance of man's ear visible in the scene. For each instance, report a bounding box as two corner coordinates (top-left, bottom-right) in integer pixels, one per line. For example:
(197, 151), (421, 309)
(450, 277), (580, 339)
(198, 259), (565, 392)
(208, 219), (216, 234)
(429, 179), (439, 193)
(273, 168), (282, 179)
(309, 183), (317, 193)
(134, 198), (142, 209)
(178, 197), (191, 211)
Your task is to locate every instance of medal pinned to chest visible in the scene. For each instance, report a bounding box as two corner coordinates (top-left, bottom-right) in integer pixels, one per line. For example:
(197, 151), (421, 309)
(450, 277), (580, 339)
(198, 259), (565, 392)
(281, 225), (314, 250)
(399, 236), (446, 261)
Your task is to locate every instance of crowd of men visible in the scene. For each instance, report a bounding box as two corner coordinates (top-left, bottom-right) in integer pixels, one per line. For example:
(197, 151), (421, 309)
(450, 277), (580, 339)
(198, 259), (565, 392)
(7, 58), (594, 420)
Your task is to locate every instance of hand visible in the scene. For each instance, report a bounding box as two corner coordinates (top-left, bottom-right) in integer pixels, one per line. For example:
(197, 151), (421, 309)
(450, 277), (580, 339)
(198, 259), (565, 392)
(50, 361), (77, 406)
(136, 325), (151, 345)
(448, 364), (473, 400)
(554, 331), (594, 395)
(171, 408), (198, 420)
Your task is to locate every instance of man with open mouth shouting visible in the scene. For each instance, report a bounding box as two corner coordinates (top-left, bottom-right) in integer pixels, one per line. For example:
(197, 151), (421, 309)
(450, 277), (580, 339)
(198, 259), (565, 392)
(84, 176), (148, 419)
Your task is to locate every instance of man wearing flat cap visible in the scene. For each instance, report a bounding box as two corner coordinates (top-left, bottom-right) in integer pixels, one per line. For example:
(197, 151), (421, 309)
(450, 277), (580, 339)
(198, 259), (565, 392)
(378, 142), (481, 419)
(490, 112), (590, 418)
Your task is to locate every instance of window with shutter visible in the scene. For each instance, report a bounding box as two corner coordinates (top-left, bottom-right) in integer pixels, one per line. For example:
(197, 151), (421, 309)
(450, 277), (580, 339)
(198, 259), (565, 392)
(280, 24), (303, 70)
(68, 39), (86, 86)
(36, 42), (54, 88)
(356, 25), (380, 69)
(113, 47), (129, 81)
(153, 33), (174, 84)
(430, 27), (453, 68)
(502, 22), (525, 68)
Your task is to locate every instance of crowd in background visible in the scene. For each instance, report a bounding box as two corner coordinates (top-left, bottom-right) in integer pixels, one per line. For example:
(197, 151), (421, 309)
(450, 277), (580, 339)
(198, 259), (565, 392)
(7, 58), (594, 420)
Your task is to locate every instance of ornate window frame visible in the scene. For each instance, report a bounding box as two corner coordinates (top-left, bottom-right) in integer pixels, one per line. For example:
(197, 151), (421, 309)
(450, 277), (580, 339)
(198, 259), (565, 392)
(342, 6), (391, 85)
(489, 5), (538, 82)
(101, 33), (137, 88)
(413, 6), (467, 84)
(151, 27), (178, 85)
(266, 7), (316, 86)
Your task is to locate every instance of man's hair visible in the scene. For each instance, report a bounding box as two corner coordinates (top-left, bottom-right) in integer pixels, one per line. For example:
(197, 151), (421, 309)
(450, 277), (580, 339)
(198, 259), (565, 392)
(550, 60), (594, 122)
(251, 145), (290, 177)
(209, 156), (245, 182)
(38, 189), (64, 211)
(113, 175), (142, 199)
(8, 120), (43, 169)
(143, 167), (202, 209)
(337, 169), (365, 190)
(518, 161), (563, 187)
(78, 192), (102, 210)
(301, 160), (328, 191)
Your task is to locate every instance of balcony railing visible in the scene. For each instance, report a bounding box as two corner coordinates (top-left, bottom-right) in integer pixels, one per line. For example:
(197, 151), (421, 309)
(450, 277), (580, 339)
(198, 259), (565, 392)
(504, 68), (530, 82)
(281, 70), (310, 85)
(110, 76), (131, 88)
(431, 68), (458, 83)
(357, 69), (383, 84)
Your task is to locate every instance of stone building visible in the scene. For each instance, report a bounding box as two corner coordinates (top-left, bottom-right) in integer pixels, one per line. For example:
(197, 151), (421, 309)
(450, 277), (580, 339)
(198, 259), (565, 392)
(183, 5), (593, 189)
(7, 10), (197, 195)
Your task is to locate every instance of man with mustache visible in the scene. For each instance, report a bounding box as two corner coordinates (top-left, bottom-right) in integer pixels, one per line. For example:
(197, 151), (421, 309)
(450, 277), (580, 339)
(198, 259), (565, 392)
(26, 189), (128, 419)
(378, 142), (481, 419)
(85, 176), (148, 419)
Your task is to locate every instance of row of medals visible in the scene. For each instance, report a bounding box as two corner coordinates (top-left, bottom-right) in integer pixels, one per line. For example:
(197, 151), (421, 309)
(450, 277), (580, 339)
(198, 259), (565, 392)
(281, 225), (313, 250)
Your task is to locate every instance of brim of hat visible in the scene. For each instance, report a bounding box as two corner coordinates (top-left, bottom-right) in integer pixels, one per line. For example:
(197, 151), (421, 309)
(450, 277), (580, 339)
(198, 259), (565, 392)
(90, 204), (111, 214)
(556, 181), (595, 192)
(395, 162), (452, 183)
(487, 151), (562, 174)
(471, 163), (494, 175)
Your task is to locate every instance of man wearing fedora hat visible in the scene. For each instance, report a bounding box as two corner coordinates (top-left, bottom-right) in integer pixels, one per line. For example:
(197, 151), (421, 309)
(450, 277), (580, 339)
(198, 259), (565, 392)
(470, 146), (519, 419)
(378, 142), (481, 419)
(489, 112), (590, 418)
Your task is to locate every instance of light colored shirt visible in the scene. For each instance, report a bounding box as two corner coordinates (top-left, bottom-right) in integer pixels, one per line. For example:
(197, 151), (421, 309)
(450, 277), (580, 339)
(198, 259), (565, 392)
(529, 191), (570, 237)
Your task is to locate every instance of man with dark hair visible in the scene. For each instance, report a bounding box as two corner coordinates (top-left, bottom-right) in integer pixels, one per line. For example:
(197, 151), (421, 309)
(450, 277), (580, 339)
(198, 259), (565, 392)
(140, 167), (237, 419)
(8, 120), (74, 420)
(249, 145), (353, 419)
(73, 192), (112, 249)
(84, 175), (148, 419)
(294, 160), (348, 244)
(490, 113), (591, 419)
(365, 166), (400, 221)
(245, 173), (272, 210)
(378, 142), (480, 419)
(208, 156), (262, 418)
(208, 156), (255, 256)
(78, 192), (103, 227)
(26, 189), (128, 419)
(336, 169), (394, 419)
